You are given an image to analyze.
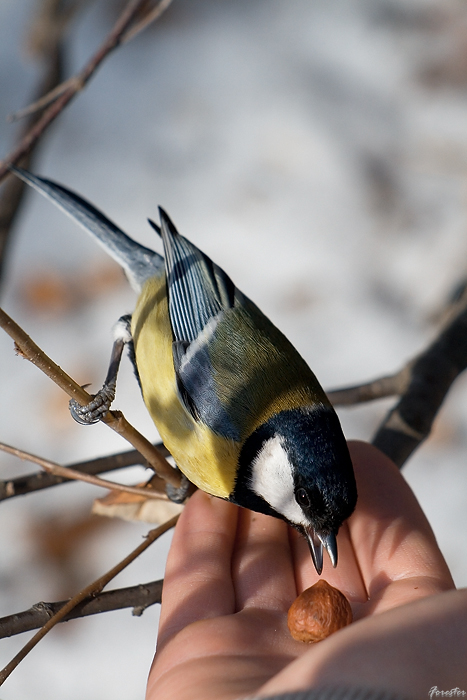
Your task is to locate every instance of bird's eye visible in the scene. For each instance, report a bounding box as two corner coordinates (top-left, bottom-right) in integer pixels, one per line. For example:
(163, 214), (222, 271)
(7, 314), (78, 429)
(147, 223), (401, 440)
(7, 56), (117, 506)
(295, 488), (311, 509)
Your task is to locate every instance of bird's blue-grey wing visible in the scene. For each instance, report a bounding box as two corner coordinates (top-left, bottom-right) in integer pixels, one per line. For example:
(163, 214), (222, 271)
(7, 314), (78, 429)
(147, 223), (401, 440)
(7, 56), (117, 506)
(150, 209), (240, 440)
(154, 207), (236, 342)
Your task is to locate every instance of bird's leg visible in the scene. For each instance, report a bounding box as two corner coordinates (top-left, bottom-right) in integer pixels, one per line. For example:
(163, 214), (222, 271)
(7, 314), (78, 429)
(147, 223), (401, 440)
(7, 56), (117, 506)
(69, 315), (132, 425)
(165, 468), (197, 503)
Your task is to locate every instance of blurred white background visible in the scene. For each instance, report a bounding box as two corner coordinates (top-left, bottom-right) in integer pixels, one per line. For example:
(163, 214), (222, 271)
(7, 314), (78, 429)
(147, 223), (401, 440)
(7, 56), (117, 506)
(1, 0), (467, 697)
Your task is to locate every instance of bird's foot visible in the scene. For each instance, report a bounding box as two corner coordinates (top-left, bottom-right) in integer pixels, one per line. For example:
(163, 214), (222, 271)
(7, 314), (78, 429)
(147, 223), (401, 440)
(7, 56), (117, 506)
(69, 382), (116, 425)
(166, 472), (195, 503)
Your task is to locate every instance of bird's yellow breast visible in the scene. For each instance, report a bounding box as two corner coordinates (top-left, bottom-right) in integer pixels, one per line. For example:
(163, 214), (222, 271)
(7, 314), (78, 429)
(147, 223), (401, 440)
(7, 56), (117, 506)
(131, 275), (239, 498)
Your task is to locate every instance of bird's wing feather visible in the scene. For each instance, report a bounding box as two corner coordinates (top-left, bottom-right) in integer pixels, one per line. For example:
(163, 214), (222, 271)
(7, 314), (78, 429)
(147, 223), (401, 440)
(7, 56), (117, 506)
(151, 209), (240, 439)
(157, 208), (236, 343)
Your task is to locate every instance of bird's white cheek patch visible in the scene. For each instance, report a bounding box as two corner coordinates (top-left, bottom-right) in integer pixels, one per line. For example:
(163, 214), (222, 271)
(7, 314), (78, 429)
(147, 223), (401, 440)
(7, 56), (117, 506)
(249, 436), (305, 527)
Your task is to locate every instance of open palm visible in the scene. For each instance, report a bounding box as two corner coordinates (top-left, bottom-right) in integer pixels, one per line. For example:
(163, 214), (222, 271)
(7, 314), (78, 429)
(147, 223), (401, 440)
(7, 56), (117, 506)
(147, 442), (463, 700)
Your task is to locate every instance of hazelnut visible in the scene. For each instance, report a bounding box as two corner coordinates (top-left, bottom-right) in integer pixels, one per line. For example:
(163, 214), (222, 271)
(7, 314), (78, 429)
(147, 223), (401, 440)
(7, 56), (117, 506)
(287, 579), (352, 643)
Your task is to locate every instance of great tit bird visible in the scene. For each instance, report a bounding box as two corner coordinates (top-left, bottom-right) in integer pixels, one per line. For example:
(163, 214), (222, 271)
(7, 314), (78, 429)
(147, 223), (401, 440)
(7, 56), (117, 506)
(11, 166), (357, 575)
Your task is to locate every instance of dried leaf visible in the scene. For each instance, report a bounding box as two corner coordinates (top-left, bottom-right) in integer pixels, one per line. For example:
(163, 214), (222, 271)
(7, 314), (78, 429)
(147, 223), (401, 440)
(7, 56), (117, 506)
(93, 485), (184, 523)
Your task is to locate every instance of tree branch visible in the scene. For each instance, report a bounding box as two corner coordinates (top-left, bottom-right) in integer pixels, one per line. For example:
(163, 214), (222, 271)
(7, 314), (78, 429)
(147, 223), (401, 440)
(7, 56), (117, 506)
(327, 365), (412, 406)
(0, 0), (77, 285)
(0, 580), (163, 639)
(0, 444), (169, 501)
(0, 514), (178, 685)
(0, 307), (181, 488)
(0, 442), (170, 500)
(372, 299), (467, 467)
(0, 0), (174, 183)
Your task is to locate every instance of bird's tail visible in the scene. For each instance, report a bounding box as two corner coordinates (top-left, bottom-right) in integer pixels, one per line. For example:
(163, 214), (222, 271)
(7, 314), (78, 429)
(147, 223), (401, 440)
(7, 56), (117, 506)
(9, 165), (163, 292)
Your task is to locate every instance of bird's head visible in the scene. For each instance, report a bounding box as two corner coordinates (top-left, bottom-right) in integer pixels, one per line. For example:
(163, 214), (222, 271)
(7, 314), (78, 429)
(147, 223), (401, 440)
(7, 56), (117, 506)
(233, 406), (357, 574)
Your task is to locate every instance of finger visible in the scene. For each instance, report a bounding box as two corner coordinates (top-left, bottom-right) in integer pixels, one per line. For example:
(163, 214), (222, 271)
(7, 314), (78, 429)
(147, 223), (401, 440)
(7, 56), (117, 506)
(232, 508), (297, 612)
(157, 490), (239, 649)
(347, 441), (454, 610)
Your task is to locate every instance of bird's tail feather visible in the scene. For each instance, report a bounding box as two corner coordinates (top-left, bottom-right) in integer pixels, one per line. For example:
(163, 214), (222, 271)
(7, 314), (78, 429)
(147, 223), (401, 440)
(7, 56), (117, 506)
(9, 165), (163, 291)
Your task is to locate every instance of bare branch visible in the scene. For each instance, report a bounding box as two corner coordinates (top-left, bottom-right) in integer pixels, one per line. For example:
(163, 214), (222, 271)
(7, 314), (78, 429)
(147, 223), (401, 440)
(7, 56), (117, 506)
(0, 0), (173, 181)
(0, 444), (169, 501)
(372, 298), (467, 467)
(0, 307), (181, 487)
(0, 515), (179, 685)
(327, 366), (411, 406)
(0, 442), (170, 500)
(324, 284), (467, 468)
(0, 580), (163, 639)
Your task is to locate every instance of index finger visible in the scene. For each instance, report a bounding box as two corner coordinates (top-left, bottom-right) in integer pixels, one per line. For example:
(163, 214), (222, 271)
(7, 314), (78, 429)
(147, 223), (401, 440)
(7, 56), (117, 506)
(156, 490), (239, 650)
(347, 440), (454, 613)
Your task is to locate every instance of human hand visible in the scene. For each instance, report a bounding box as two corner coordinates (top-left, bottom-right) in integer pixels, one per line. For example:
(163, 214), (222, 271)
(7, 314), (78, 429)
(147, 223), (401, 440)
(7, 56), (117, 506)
(146, 441), (460, 700)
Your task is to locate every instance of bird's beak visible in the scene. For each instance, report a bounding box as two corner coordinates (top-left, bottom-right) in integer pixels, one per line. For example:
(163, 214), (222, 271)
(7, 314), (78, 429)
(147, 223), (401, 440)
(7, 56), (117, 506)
(319, 531), (338, 568)
(304, 528), (338, 575)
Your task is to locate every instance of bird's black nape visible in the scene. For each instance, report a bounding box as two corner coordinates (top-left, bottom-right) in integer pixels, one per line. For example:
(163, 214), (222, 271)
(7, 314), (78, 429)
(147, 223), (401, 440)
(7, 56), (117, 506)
(278, 407), (356, 521)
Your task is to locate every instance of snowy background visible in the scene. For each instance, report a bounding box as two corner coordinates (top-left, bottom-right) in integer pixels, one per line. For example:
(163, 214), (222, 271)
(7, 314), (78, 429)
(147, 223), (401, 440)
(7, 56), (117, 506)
(1, 0), (467, 697)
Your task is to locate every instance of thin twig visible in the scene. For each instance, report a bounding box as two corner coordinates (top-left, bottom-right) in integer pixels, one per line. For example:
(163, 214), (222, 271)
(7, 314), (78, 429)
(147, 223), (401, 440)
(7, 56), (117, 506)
(7, 0), (174, 124)
(0, 580), (163, 639)
(7, 77), (81, 124)
(0, 444), (170, 501)
(122, 0), (174, 43)
(0, 0), (173, 181)
(0, 515), (179, 685)
(327, 365), (412, 406)
(0, 307), (181, 487)
(0, 442), (169, 500)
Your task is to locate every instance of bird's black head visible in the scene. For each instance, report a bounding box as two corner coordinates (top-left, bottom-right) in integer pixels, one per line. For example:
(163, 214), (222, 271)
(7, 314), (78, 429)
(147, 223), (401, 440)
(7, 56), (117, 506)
(233, 405), (357, 574)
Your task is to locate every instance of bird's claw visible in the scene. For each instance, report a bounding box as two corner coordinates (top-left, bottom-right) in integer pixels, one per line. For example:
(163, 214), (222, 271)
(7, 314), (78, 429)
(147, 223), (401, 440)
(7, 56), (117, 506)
(166, 472), (195, 503)
(69, 383), (116, 425)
